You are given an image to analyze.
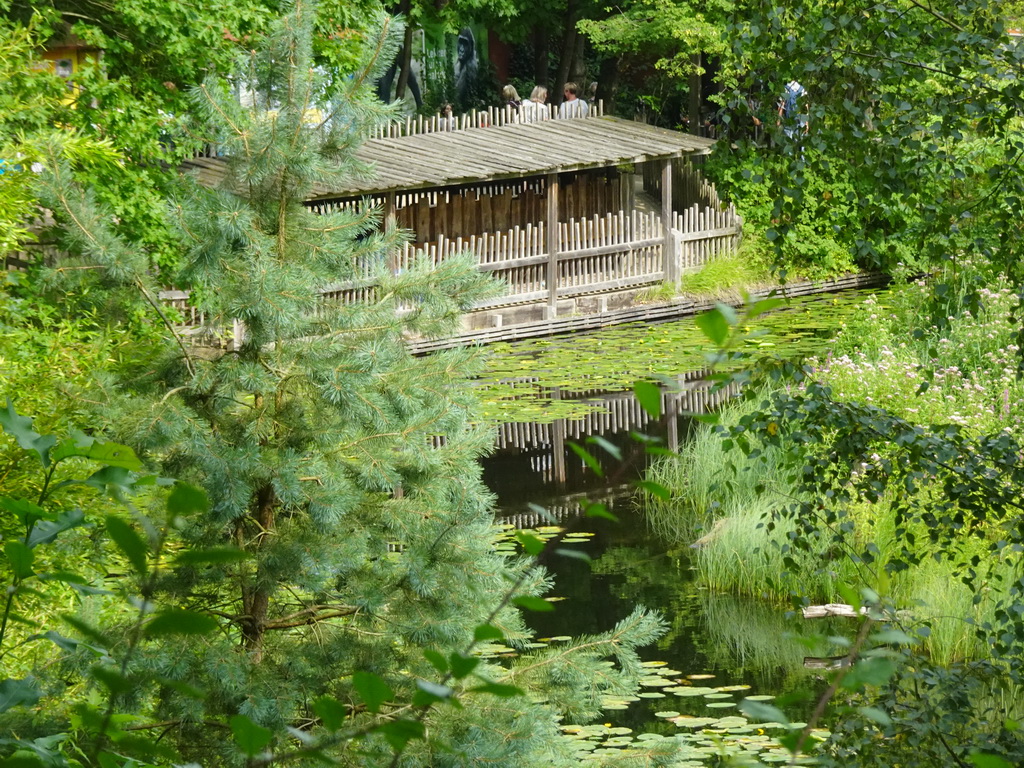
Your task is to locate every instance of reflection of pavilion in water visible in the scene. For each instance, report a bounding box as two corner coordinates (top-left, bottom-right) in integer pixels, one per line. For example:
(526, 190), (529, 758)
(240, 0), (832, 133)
(485, 371), (738, 526)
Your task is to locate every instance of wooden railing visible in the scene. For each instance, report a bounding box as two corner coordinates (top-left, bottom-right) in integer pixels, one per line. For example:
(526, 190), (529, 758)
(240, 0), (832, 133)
(367, 101), (605, 140)
(160, 202), (742, 344)
(192, 102), (607, 157)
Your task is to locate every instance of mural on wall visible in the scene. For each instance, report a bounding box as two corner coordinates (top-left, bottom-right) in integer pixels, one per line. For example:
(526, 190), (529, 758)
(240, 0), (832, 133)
(376, 23), (493, 113)
(453, 27), (479, 108)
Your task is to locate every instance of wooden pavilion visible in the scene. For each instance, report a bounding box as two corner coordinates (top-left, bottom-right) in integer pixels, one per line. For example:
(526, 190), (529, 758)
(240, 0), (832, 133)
(181, 108), (741, 331)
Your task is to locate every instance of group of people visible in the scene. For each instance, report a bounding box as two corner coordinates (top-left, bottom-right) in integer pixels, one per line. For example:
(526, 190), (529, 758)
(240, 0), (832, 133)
(500, 82), (595, 122)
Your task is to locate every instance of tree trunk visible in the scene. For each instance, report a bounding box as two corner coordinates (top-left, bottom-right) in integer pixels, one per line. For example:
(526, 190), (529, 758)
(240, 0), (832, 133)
(688, 52), (702, 135)
(596, 56), (619, 113)
(553, 0), (579, 104)
(532, 26), (549, 87)
(240, 483), (276, 662)
(395, 0), (414, 100)
(569, 33), (586, 87)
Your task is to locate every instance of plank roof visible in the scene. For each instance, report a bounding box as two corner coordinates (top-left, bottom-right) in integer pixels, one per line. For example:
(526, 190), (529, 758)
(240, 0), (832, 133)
(182, 116), (714, 200)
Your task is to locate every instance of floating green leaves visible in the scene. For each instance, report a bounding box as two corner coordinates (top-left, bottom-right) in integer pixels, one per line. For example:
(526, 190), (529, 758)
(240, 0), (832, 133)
(474, 293), (870, 424)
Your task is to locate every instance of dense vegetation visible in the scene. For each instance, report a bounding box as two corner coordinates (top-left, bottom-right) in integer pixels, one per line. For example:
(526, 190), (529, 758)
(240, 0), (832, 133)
(2, 0), (1024, 766)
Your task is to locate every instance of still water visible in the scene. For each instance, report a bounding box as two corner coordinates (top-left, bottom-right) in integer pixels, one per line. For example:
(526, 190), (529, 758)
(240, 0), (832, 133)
(474, 292), (868, 754)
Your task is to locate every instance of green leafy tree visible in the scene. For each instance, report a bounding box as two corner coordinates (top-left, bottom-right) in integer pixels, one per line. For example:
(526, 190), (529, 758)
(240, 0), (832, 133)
(717, 0), (1024, 278)
(30, 3), (669, 765)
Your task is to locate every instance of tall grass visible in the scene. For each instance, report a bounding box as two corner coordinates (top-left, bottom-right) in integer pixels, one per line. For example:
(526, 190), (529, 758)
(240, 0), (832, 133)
(644, 389), (1013, 663)
(677, 252), (768, 297)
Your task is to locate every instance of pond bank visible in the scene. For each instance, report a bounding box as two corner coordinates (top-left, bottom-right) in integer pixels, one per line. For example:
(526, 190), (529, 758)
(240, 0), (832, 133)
(411, 271), (889, 353)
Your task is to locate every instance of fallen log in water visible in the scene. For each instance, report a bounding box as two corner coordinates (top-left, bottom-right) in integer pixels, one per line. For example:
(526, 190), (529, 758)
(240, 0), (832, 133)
(802, 603), (869, 619)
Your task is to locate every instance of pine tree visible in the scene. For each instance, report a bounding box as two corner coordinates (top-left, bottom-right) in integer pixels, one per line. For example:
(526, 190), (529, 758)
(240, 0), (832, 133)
(36, 3), (670, 765)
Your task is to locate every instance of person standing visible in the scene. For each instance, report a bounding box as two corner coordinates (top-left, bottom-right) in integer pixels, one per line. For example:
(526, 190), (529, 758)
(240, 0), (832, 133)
(520, 85), (550, 122)
(778, 80), (809, 139)
(558, 82), (590, 118)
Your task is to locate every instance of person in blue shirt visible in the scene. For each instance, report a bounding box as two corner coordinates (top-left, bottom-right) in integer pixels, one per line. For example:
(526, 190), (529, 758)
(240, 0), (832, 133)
(778, 80), (809, 139)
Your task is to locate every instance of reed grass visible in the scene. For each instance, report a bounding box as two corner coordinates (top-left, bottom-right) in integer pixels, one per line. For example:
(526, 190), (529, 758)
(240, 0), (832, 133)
(677, 252), (768, 297)
(643, 388), (1017, 664)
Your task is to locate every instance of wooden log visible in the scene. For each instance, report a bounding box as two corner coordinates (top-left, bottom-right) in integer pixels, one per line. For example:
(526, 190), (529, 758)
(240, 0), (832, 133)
(802, 604), (867, 619)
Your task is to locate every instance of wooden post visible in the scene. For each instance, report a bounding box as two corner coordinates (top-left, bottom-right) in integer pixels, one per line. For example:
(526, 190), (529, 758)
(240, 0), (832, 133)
(661, 158), (676, 284)
(546, 173), (560, 319)
(385, 191), (398, 273)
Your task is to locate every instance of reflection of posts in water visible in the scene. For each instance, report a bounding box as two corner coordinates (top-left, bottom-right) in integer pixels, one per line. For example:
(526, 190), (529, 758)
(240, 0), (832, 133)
(551, 386), (566, 484)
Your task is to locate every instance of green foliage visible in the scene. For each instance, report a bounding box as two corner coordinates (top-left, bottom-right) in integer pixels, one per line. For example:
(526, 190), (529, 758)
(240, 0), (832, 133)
(578, 0), (729, 81)
(0, 401), (214, 768)
(677, 251), (768, 297)
(670, 281), (1024, 765)
(24, 4), (673, 766)
(718, 0), (1024, 280)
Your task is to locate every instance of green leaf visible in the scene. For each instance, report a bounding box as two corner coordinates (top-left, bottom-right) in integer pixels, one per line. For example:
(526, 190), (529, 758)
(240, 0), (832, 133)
(61, 614), (112, 647)
(105, 516), (149, 576)
(51, 433), (142, 470)
(0, 399), (55, 467)
(473, 624), (504, 642)
(739, 699), (788, 725)
(168, 482), (209, 518)
(870, 628), (916, 646)
(969, 755), (1012, 768)
(567, 441), (603, 477)
(747, 296), (785, 319)
(513, 595), (554, 612)
(352, 671), (393, 714)
(423, 649), (449, 674)
(448, 652), (480, 679)
(0, 497), (46, 529)
(0, 677), (42, 713)
(857, 706), (891, 726)
(91, 665), (133, 695)
(85, 466), (135, 497)
(633, 381), (662, 419)
(28, 630), (80, 653)
(174, 547), (250, 566)
(714, 302), (738, 326)
(230, 714), (273, 757)
(4, 541), (34, 580)
(378, 719), (425, 751)
(514, 531), (545, 556)
(144, 610), (218, 637)
(312, 696), (346, 731)
(636, 480), (670, 500)
(27, 508), (85, 548)
(554, 547), (591, 562)
(842, 656), (896, 690)
(583, 502), (618, 522)
(695, 308), (730, 346)
(469, 682), (524, 698)
(586, 434), (622, 461)
(40, 571), (112, 595)
(156, 677), (207, 700)
(415, 679), (453, 702)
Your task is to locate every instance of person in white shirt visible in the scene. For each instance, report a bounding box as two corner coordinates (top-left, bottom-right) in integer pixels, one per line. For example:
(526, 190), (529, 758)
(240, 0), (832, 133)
(520, 85), (550, 122)
(558, 82), (590, 119)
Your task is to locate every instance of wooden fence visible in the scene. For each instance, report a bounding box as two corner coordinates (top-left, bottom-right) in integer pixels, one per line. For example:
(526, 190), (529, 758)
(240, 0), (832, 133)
(367, 101), (605, 140)
(643, 157), (723, 214)
(193, 102), (608, 157)
(160, 202), (742, 342)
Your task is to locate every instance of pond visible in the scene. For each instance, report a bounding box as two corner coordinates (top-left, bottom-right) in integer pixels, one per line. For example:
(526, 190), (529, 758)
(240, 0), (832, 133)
(474, 291), (870, 761)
